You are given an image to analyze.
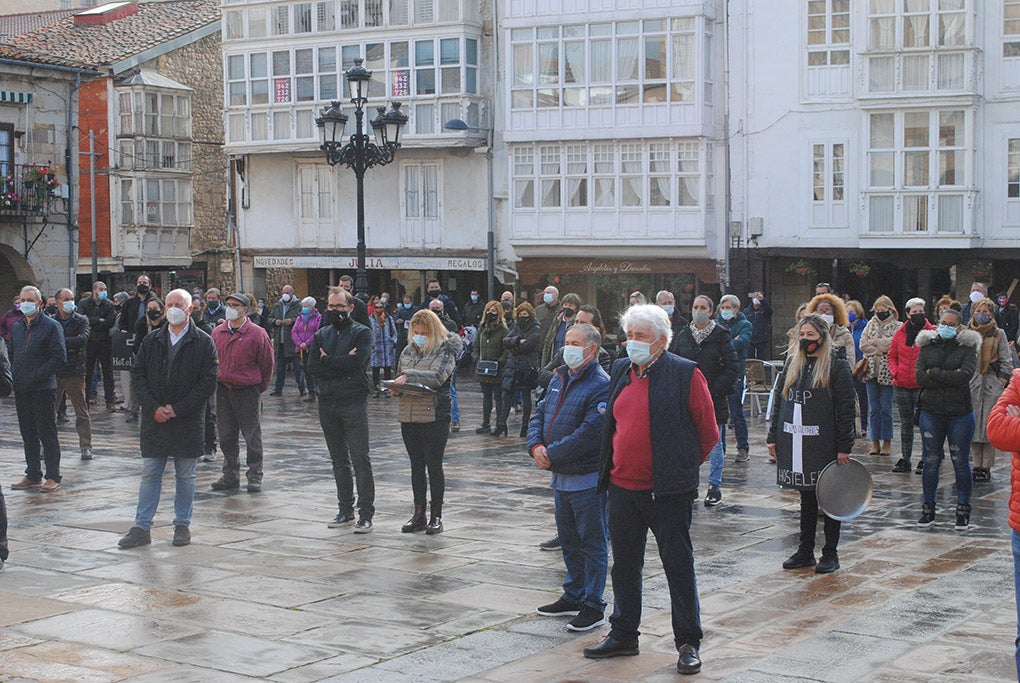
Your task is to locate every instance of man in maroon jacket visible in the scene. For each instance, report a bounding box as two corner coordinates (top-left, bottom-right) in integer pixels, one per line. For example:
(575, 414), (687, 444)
(209, 293), (274, 493)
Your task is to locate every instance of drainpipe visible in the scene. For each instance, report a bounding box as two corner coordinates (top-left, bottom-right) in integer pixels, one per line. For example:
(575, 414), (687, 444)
(66, 74), (78, 289)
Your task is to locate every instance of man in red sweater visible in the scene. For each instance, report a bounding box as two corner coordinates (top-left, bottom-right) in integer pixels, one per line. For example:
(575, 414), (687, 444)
(210, 293), (275, 493)
(585, 305), (717, 676)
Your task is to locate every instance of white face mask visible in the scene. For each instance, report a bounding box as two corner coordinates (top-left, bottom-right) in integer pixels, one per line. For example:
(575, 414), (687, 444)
(820, 313), (834, 326)
(969, 290), (983, 303)
(165, 307), (187, 326)
(562, 344), (589, 370)
(225, 307), (242, 321)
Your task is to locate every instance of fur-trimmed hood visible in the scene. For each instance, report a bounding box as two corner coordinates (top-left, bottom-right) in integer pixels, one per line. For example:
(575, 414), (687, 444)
(915, 328), (981, 349)
(806, 293), (849, 328)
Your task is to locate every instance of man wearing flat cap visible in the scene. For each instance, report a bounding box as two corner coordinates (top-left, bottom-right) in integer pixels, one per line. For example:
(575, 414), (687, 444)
(209, 293), (275, 493)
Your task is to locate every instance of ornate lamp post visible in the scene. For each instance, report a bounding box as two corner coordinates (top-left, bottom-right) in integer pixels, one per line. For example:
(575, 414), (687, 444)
(316, 58), (408, 299)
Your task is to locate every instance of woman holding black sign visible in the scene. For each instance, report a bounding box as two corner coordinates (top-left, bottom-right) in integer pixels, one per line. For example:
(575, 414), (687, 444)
(767, 314), (856, 574)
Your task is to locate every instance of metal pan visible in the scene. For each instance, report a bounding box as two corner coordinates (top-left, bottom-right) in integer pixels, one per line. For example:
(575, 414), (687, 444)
(380, 380), (435, 396)
(815, 458), (873, 521)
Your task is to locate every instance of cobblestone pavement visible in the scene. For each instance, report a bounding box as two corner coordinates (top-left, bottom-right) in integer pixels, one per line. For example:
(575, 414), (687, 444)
(0, 370), (1015, 682)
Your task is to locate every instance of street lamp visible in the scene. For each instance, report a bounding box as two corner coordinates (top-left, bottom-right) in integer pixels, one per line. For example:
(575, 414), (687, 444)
(444, 117), (495, 301)
(316, 57), (408, 299)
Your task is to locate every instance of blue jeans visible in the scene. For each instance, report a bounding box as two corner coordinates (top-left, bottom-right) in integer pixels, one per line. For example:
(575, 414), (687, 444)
(134, 456), (197, 530)
(723, 378), (749, 452)
(708, 431), (724, 489)
(1013, 529), (1020, 680)
(919, 411), (974, 505)
(450, 372), (460, 423)
(273, 346), (305, 393)
(865, 381), (894, 441)
(554, 487), (608, 611)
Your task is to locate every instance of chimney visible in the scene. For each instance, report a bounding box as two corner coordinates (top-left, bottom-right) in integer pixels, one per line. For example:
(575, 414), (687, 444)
(74, 2), (138, 26)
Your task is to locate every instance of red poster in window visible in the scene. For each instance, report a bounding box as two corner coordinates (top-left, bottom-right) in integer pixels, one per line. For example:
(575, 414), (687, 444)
(274, 78), (291, 103)
(392, 70), (409, 98)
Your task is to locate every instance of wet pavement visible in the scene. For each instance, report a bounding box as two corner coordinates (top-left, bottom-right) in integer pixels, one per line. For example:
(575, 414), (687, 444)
(0, 370), (1016, 682)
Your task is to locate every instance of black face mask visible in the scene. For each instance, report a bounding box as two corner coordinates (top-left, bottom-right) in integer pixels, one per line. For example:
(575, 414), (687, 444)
(518, 316), (534, 327)
(136, 284), (149, 295)
(501, 301), (512, 311)
(799, 338), (820, 355)
(45, 306), (57, 316)
(562, 308), (576, 318)
(207, 301), (220, 311)
(323, 309), (349, 329)
(876, 310), (892, 321)
(428, 290), (441, 298)
(485, 312), (498, 323)
(909, 313), (927, 327)
(147, 310), (162, 321)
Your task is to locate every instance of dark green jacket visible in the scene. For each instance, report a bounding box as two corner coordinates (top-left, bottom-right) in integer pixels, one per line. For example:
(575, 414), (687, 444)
(476, 319), (509, 385)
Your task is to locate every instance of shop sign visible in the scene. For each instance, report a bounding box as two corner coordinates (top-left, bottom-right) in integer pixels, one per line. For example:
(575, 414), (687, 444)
(253, 255), (486, 271)
(580, 261), (654, 275)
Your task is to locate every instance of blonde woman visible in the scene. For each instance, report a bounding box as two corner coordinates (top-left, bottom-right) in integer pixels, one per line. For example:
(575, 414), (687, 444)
(968, 297), (1014, 482)
(767, 314), (856, 574)
(859, 296), (900, 455)
(392, 309), (462, 535)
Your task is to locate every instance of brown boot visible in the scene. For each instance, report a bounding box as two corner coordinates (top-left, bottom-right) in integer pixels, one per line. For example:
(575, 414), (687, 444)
(869, 440), (880, 455)
(880, 440), (891, 456)
(401, 503), (427, 533)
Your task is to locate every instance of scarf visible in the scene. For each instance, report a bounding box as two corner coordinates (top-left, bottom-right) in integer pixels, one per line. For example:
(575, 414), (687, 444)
(690, 320), (716, 345)
(969, 319), (1000, 375)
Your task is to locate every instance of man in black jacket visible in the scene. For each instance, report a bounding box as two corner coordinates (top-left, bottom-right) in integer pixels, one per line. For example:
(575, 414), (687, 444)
(10, 285), (67, 493)
(54, 289), (94, 460)
(0, 337), (12, 571)
(422, 279), (462, 328)
(337, 275), (370, 326)
(119, 289), (218, 549)
(80, 281), (117, 409)
(119, 274), (155, 333)
(307, 287), (375, 532)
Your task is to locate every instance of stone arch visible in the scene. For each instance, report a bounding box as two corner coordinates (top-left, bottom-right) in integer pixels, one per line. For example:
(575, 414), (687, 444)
(0, 240), (37, 301)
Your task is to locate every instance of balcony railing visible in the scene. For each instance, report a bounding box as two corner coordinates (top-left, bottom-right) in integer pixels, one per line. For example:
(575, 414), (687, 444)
(0, 164), (62, 216)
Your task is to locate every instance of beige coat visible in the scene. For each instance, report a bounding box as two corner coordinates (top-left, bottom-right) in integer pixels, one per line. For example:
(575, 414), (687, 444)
(970, 328), (1013, 443)
(859, 316), (900, 385)
(395, 332), (462, 423)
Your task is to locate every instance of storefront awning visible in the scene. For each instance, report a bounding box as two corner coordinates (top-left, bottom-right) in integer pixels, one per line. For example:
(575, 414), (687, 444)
(253, 254), (486, 272)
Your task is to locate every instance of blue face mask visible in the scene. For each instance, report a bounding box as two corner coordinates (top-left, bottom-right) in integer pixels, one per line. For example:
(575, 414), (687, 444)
(62, 301), (75, 314)
(543, 293), (554, 305)
(847, 312), (857, 323)
(413, 334), (428, 349)
(471, 295), (478, 302)
(626, 340), (655, 366)
(97, 290), (108, 300)
(397, 303), (406, 309)
(661, 304), (675, 317)
(720, 309), (735, 321)
(937, 324), (957, 340)
(301, 307), (311, 315)
(562, 344), (589, 370)
(19, 301), (37, 317)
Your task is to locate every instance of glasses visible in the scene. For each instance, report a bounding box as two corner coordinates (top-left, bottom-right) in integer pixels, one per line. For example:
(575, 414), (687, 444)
(327, 303), (348, 311)
(815, 282), (830, 289)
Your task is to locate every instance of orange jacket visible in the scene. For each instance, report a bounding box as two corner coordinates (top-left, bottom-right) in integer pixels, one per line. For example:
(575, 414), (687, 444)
(986, 368), (1020, 532)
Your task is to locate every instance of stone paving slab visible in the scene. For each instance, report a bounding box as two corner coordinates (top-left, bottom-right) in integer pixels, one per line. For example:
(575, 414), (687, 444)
(135, 631), (335, 678)
(11, 607), (204, 651)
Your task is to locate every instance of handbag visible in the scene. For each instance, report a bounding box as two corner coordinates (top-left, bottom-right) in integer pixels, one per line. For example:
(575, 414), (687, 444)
(852, 357), (868, 380)
(476, 360), (500, 377)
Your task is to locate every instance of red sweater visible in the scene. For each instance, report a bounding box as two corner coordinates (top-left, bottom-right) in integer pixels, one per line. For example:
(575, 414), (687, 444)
(212, 318), (275, 392)
(610, 367), (718, 490)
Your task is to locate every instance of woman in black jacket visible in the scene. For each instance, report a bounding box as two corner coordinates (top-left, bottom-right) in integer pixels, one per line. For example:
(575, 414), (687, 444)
(914, 308), (980, 530)
(133, 299), (166, 355)
(497, 302), (542, 437)
(767, 315), (855, 574)
(669, 295), (739, 507)
(475, 300), (508, 435)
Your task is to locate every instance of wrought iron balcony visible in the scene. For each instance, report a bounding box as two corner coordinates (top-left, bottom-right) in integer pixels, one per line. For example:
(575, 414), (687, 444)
(0, 164), (62, 216)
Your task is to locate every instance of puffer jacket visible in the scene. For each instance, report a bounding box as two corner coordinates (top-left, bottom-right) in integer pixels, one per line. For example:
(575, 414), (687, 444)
(504, 319), (542, 390)
(717, 311), (752, 376)
(476, 318), (509, 385)
(888, 319), (936, 389)
(829, 325), (856, 364)
(396, 332), (462, 423)
(915, 328), (980, 417)
(10, 313), (66, 393)
(985, 368), (1020, 531)
(527, 359), (610, 475)
(306, 316), (372, 400)
(54, 311), (90, 378)
(669, 323), (739, 424)
(291, 309), (322, 352)
(859, 315), (900, 385)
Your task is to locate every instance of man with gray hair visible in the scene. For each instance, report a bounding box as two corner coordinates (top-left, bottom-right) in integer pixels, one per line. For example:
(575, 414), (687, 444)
(10, 285), (67, 492)
(655, 290), (688, 339)
(54, 288), (94, 460)
(717, 294), (752, 462)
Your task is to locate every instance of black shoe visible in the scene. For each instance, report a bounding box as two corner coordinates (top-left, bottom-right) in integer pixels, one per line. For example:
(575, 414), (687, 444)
(892, 458), (911, 473)
(676, 643), (702, 675)
(704, 487), (722, 507)
(328, 513), (356, 528)
(451, 422), (460, 433)
(269, 389), (282, 397)
(118, 526), (151, 549)
(519, 425), (528, 438)
(172, 524), (191, 547)
(917, 503), (936, 528)
(914, 462), (924, 475)
(80, 448), (93, 461)
(539, 535), (561, 551)
(211, 478), (240, 491)
(567, 606), (606, 632)
(815, 554), (839, 574)
(490, 425), (508, 437)
(973, 468), (990, 483)
(353, 517), (373, 534)
(583, 635), (639, 659)
(782, 550), (816, 569)
(56, 413), (68, 424)
(202, 450), (216, 463)
(247, 481), (262, 493)
(536, 597), (581, 617)
(475, 425), (491, 434)
(426, 516), (444, 535)
(955, 503), (971, 531)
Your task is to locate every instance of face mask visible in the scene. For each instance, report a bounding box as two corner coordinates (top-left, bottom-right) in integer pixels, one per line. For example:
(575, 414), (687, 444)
(999, 298), (1008, 306)
(136, 284), (149, 295)
(518, 315), (532, 325)
(332, 310), (349, 327)
(847, 312), (857, 323)
(562, 308), (576, 318)
(165, 307), (187, 326)
(61, 301), (75, 314)
(225, 307), (242, 322)
(428, 290), (441, 299)
(720, 309), (735, 321)
(301, 307), (311, 315)
(412, 334), (428, 348)
(471, 295), (478, 302)
(937, 324), (957, 340)
(485, 312), (498, 322)
(661, 304), (675, 317)
(969, 290), (983, 303)
(147, 310), (162, 321)
(626, 339), (655, 366)
(819, 313), (834, 326)
(973, 312), (992, 325)
(13, 302), (19, 310)
(909, 313), (927, 327)
(562, 345), (589, 370)
(501, 300), (512, 310)
(97, 291), (108, 300)
(19, 301), (37, 317)
(207, 301), (220, 312)
(692, 310), (711, 325)
(282, 293), (292, 303)
(876, 310), (891, 321)
(752, 297), (760, 306)
(799, 338), (820, 355)
(543, 293), (554, 305)
(380, 297), (389, 305)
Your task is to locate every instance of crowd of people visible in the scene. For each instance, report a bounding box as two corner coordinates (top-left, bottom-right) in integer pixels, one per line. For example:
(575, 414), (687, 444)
(4, 274), (1020, 677)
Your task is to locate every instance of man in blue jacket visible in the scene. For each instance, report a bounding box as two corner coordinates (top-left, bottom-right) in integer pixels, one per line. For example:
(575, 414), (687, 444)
(528, 322), (610, 633)
(718, 294), (753, 461)
(9, 285), (67, 493)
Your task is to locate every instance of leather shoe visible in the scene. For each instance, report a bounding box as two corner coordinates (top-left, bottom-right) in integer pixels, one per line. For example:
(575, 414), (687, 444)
(815, 554), (840, 574)
(782, 550), (816, 569)
(676, 643), (701, 675)
(583, 635), (639, 659)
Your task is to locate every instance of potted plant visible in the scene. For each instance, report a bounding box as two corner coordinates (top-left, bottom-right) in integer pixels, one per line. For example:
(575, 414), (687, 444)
(785, 259), (814, 278)
(850, 261), (871, 278)
(21, 165), (60, 197)
(971, 260), (993, 282)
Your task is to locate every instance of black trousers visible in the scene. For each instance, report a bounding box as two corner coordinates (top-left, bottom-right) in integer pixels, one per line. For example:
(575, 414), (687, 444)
(85, 342), (115, 405)
(799, 489), (841, 557)
(319, 397), (374, 518)
(0, 483), (8, 561)
(15, 389), (61, 483)
(203, 388), (217, 454)
(401, 420), (449, 511)
(607, 485), (702, 650)
(480, 382), (502, 427)
(497, 387), (531, 428)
